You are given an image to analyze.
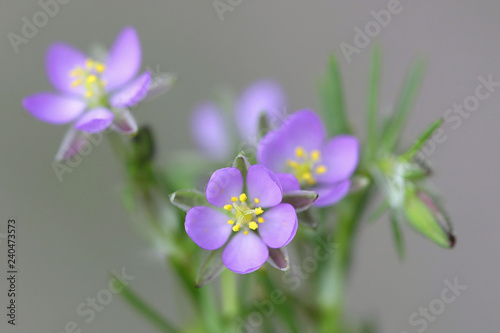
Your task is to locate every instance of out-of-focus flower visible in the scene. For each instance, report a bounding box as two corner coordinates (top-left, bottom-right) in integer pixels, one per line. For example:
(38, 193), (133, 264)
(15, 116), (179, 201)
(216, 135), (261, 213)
(184, 165), (298, 274)
(23, 27), (152, 160)
(257, 110), (359, 207)
(191, 79), (286, 161)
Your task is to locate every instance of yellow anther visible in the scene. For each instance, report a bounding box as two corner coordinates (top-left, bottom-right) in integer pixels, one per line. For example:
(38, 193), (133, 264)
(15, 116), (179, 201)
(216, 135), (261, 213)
(71, 79), (82, 88)
(85, 90), (93, 98)
(295, 146), (305, 158)
(95, 63), (105, 73)
(231, 197), (238, 202)
(254, 198), (260, 204)
(258, 217), (264, 223)
(315, 165), (327, 175)
(86, 75), (97, 83)
(311, 150), (321, 161)
(239, 193), (247, 202)
(232, 225), (240, 232)
(70, 68), (82, 77)
(249, 222), (258, 230)
(244, 230), (249, 235)
(286, 160), (299, 169)
(255, 207), (263, 215)
(85, 59), (94, 69)
(227, 220), (234, 225)
(224, 204), (233, 211)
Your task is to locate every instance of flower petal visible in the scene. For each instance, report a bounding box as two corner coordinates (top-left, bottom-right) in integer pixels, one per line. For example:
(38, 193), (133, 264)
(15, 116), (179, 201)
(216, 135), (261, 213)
(54, 127), (88, 161)
(110, 109), (138, 135)
(222, 232), (269, 274)
(74, 107), (114, 133)
(23, 92), (86, 124)
(191, 102), (231, 161)
(185, 206), (232, 251)
(103, 27), (142, 91)
(316, 136), (359, 184)
(46, 42), (87, 95)
(276, 173), (300, 192)
(259, 203), (298, 248)
(257, 110), (326, 172)
(236, 79), (286, 141)
(313, 180), (351, 207)
(110, 71), (151, 108)
(206, 168), (244, 207)
(246, 165), (283, 208)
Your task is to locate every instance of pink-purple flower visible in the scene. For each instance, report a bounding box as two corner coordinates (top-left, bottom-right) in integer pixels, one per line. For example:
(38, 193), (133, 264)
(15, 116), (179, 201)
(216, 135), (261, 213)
(257, 110), (359, 207)
(23, 27), (152, 160)
(190, 80), (286, 161)
(185, 165), (298, 274)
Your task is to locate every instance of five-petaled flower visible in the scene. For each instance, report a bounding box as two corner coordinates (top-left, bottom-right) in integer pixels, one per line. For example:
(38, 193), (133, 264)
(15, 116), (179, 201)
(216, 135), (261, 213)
(257, 110), (359, 207)
(185, 165), (298, 274)
(190, 79), (286, 161)
(23, 26), (151, 160)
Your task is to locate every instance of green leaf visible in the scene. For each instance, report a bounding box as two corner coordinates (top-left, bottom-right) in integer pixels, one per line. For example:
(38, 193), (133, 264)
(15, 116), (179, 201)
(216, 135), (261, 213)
(369, 200), (389, 223)
(366, 45), (382, 158)
(232, 154), (250, 181)
(319, 54), (351, 136)
(390, 212), (405, 260)
(402, 118), (444, 161)
(282, 190), (319, 212)
(404, 185), (454, 248)
(169, 189), (208, 212)
(380, 59), (426, 152)
(267, 247), (290, 271)
(195, 248), (226, 287)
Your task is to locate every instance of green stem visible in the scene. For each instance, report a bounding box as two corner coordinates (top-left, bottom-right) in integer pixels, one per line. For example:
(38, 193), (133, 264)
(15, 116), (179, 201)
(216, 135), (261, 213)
(221, 270), (239, 323)
(113, 277), (180, 333)
(317, 188), (373, 333)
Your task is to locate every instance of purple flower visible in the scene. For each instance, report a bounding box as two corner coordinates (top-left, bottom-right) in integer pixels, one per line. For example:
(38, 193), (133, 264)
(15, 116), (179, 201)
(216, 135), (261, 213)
(257, 110), (359, 207)
(191, 79), (286, 161)
(23, 27), (151, 160)
(185, 165), (298, 274)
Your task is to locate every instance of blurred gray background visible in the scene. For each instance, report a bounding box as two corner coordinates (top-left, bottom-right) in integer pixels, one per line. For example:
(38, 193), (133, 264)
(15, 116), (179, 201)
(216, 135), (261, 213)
(1, 0), (499, 332)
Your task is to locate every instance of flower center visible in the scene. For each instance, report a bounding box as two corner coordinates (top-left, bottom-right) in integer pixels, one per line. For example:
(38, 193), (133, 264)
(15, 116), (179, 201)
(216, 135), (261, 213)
(223, 193), (265, 235)
(286, 146), (327, 186)
(70, 58), (107, 101)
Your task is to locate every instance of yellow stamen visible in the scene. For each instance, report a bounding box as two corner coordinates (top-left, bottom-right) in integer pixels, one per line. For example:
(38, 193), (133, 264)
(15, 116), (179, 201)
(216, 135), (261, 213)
(70, 68), (82, 77)
(239, 193), (247, 202)
(86, 75), (97, 83)
(224, 205), (233, 211)
(85, 59), (94, 69)
(71, 79), (82, 88)
(85, 90), (93, 98)
(315, 165), (327, 175)
(254, 198), (260, 204)
(227, 220), (234, 225)
(255, 207), (263, 215)
(249, 222), (258, 230)
(311, 150), (321, 162)
(258, 217), (264, 223)
(232, 225), (240, 232)
(95, 63), (105, 73)
(295, 146), (305, 158)
(286, 160), (299, 169)
(231, 197), (238, 202)
(244, 230), (249, 235)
